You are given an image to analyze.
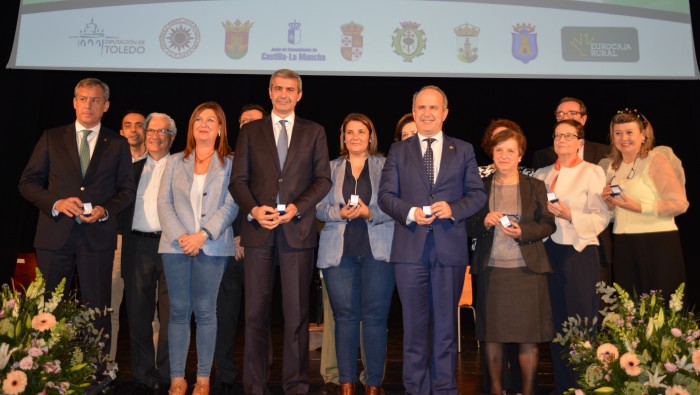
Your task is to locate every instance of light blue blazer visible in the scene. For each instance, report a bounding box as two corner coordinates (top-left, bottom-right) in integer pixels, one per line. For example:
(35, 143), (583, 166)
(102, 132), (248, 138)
(316, 156), (394, 268)
(157, 152), (239, 256)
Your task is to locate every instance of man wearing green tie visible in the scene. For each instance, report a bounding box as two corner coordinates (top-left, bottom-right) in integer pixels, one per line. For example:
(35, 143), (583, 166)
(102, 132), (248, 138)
(18, 77), (135, 360)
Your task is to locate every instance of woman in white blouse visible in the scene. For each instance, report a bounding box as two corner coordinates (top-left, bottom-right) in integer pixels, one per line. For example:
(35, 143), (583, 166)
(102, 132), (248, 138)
(533, 119), (609, 395)
(599, 108), (688, 298)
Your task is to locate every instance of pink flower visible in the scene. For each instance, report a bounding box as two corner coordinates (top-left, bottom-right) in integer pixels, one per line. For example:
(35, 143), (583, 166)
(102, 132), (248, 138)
(2, 370), (28, 395)
(665, 384), (690, 395)
(43, 360), (62, 374)
(596, 343), (619, 364)
(31, 312), (57, 331)
(18, 356), (34, 370)
(664, 362), (678, 373)
(27, 346), (43, 357)
(620, 352), (641, 376)
(693, 349), (700, 373)
(671, 327), (682, 337)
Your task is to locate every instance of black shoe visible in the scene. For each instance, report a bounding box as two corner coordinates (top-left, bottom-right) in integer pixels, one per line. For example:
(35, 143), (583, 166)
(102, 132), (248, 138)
(215, 381), (239, 395)
(130, 382), (157, 395)
(320, 382), (340, 395)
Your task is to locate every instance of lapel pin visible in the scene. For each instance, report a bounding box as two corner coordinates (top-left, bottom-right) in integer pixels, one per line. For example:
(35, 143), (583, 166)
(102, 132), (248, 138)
(449, 145), (454, 150)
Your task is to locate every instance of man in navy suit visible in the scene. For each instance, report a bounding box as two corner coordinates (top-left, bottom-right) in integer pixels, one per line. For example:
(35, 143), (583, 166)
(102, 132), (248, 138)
(18, 77), (135, 353)
(230, 69), (332, 395)
(378, 85), (486, 395)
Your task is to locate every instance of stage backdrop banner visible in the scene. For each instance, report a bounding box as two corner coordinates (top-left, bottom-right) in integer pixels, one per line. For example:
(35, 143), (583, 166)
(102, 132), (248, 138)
(7, 0), (699, 80)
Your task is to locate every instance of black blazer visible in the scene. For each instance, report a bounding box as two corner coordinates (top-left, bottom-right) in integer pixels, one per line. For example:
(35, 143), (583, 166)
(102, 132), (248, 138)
(118, 157), (147, 236)
(19, 124), (135, 251)
(230, 115), (332, 249)
(466, 173), (555, 274)
(531, 140), (610, 170)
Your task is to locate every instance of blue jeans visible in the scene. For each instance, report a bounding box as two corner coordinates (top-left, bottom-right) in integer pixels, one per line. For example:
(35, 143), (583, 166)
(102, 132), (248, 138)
(323, 254), (395, 386)
(162, 252), (227, 378)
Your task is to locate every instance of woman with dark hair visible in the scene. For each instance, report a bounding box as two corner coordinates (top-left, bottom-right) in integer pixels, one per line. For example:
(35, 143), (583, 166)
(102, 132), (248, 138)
(468, 128), (555, 395)
(478, 118), (535, 178)
(316, 113), (395, 395)
(393, 113), (417, 142)
(158, 101), (238, 395)
(599, 108), (688, 297)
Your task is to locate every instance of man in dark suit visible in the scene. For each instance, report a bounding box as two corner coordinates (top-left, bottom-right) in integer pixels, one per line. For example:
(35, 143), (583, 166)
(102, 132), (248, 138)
(531, 96), (613, 284)
(378, 85), (487, 395)
(230, 69), (332, 395)
(120, 112), (176, 394)
(18, 77), (135, 353)
(213, 103), (267, 395)
(531, 97), (609, 169)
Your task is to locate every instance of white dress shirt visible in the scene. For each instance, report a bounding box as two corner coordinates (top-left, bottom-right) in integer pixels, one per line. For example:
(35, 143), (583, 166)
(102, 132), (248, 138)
(132, 154), (170, 232)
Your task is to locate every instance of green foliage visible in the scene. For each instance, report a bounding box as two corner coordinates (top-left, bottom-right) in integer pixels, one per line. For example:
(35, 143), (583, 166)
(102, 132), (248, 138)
(555, 282), (700, 395)
(0, 269), (110, 394)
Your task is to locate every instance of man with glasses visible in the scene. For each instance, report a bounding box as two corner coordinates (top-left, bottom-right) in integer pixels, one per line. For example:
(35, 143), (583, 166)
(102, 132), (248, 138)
(532, 97), (609, 169)
(120, 113), (177, 394)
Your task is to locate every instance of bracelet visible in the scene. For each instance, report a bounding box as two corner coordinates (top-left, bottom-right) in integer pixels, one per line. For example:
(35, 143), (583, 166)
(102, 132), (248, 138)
(201, 227), (213, 240)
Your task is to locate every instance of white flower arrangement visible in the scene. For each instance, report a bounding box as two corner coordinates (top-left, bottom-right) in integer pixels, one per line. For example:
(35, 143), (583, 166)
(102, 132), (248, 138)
(0, 269), (109, 394)
(554, 282), (700, 395)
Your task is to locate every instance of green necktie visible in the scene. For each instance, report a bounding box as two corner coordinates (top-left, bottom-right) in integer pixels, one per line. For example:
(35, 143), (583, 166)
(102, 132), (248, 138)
(79, 129), (93, 177)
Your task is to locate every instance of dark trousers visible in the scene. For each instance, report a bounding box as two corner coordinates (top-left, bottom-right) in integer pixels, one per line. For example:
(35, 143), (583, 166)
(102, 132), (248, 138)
(214, 256), (244, 384)
(37, 226), (113, 355)
(122, 233), (170, 386)
(613, 231), (685, 299)
(545, 240), (600, 394)
(243, 229), (315, 395)
(394, 234), (465, 395)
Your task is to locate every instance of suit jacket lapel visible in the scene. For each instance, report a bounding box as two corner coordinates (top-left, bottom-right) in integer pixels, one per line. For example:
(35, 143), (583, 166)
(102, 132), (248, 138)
(64, 125), (83, 177)
(85, 132), (110, 179)
(261, 118), (281, 173)
(284, 118), (302, 173)
(435, 136), (455, 187)
(204, 153), (224, 190)
(408, 136), (431, 190)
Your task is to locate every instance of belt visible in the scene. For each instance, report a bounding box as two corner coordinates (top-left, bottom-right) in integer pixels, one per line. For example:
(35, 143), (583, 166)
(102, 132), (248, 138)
(131, 230), (162, 238)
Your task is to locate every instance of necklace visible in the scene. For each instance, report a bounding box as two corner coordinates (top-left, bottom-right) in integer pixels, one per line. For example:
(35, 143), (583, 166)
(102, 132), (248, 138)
(195, 151), (215, 163)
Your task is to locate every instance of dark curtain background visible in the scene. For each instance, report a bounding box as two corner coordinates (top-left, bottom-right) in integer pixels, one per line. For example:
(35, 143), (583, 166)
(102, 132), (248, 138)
(3, 2), (699, 308)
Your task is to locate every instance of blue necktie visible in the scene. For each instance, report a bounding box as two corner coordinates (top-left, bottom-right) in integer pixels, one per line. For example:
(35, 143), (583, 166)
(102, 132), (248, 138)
(277, 120), (289, 171)
(424, 138), (435, 188)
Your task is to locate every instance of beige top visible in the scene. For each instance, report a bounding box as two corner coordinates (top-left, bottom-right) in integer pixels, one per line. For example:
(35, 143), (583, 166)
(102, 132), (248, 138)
(598, 146), (688, 234)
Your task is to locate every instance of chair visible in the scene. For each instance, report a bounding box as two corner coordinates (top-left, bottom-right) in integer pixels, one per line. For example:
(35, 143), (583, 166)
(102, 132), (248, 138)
(13, 252), (38, 293)
(457, 266), (478, 352)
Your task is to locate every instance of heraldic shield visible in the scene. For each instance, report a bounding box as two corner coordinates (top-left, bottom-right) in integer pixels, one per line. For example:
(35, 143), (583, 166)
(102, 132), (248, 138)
(392, 21), (426, 63)
(512, 23), (538, 64)
(223, 19), (253, 60)
(341, 21), (363, 61)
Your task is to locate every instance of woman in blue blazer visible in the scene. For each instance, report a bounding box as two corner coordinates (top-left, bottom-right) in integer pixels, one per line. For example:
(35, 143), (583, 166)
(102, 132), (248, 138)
(157, 102), (238, 395)
(316, 113), (395, 395)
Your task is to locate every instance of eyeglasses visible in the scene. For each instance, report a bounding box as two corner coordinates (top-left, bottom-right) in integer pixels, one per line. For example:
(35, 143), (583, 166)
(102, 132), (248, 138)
(145, 128), (172, 136)
(616, 108), (648, 129)
(608, 154), (638, 184)
(554, 111), (583, 120)
(552, 133), (580, 141)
